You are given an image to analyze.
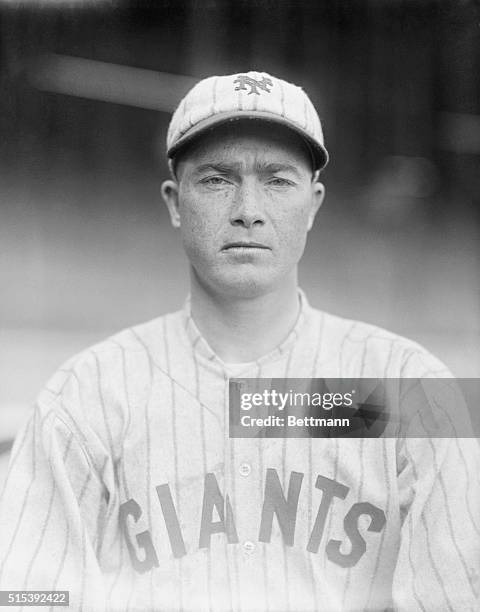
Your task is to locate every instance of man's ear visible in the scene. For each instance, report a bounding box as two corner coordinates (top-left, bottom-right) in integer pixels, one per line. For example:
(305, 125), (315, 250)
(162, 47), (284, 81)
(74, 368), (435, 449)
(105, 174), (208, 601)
(161, 180), (181, 228)
(307, 181), (325, 231)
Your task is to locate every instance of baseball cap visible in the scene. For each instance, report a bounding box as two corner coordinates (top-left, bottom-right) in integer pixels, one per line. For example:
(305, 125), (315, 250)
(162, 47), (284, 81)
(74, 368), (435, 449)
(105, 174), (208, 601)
(166, 71), (329, 173)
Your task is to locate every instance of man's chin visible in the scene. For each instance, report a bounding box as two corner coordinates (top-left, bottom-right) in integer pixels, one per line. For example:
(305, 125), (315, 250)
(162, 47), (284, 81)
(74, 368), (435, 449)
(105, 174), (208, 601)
(210, 270), (281, 299)
(191, 260), (293, 299)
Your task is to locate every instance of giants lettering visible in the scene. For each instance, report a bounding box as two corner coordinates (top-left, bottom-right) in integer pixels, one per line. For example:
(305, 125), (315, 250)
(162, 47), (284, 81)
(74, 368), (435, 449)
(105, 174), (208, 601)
(119, 468), (386, 574)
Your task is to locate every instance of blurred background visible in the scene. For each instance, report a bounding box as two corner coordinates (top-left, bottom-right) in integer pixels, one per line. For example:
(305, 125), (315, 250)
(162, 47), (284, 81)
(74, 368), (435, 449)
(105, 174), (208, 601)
(1, 0), (480, 487)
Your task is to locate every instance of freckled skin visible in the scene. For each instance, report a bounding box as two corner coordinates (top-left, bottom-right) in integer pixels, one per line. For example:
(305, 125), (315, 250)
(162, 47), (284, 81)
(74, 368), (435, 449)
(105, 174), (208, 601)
(162, 122), (325, 298)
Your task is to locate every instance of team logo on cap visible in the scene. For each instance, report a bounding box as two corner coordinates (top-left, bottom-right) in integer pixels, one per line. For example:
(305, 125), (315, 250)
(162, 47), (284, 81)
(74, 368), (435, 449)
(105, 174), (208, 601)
(234, 75), (273, 95)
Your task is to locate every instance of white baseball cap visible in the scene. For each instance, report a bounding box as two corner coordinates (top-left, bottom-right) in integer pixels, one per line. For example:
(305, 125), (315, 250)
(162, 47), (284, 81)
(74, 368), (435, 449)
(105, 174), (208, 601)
(166, 71), (329, 172)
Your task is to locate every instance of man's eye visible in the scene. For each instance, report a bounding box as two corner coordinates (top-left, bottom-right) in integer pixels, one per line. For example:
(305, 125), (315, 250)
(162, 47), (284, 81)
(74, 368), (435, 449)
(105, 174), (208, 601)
(200, 176), (230, 186)
(267, 177), (294, 187)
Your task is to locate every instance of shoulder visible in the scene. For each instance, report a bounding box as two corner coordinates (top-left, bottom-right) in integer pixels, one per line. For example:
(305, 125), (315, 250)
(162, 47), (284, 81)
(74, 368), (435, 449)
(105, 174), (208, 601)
(32, 309), (187, 460)
(37, 309), (185, 411)
(309, 307), (451, 378)
(89, 308), (184, 360)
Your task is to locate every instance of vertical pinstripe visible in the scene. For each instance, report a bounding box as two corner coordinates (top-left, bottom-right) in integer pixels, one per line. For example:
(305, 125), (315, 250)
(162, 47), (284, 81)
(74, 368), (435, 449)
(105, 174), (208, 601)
(107, 533), (124, 602)
(302, 96), (309, 130)
(48, 470), (93, 612)
(257, 452), (271, 612)
(252, 362), (269, 612)
(258, 437), (270, 612)
(421, 421), (477, 595)
(341, 437), (365, 610)
(129, 328), (157, 612)
(193, 345), (213, 611)
(312, 312), (325, 373)
(404, 443), (455, 611)
(108, 343), (132, 602)
(0, 418), (33, 501)
(78, 514), (87, 612)
(323, 321), (357, 584)
(253, 80), (259, 111)
(16, 434), (72, 612)
(323, 437), (339, 578)
(361, 339), (392, 609)
(229, 420), (238, 610)
(281, 346), (294, 612)
(279, 79), (285, 117)
(406, 496), (426, 612)
(93, 354), (118, 561)
(175, 98), (187, 136)
(281, 326), (298, 492)
(399, 350), (420, 378)
(211, 77), (219, 115)
(383, 338), (397, 376)
(228, 377), (244, 612)
(456, 439), (480, 537)
(281, 391), (289, 490)
(94, 353), (115, 459)
(116, 343), (135, 612)
(421, 512), (455, 612)
(22, 433), (74, 591)
(359, 334), (372, 376)
(79, 466), (95, 510)
(93, 459), (109, 559)
(428, 398), (480, 537)
(364, 439), (391, 610)
(221, 372), (234, 612)
(163, 316), (184, 611)
(307, 313), (325, 609)
(339, 322), (357, 374)
(306, 435), (318, 610)
(186, 94), (194, 130)
(0, 409), (37, 583)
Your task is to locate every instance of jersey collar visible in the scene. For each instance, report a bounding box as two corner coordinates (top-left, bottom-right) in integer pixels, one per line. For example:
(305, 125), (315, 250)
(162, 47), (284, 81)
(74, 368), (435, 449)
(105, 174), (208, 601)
(181, 288), (312, 373)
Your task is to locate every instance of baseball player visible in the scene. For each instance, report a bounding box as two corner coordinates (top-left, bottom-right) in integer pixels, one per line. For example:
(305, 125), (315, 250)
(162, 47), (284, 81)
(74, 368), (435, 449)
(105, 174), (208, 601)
(0, 71), (479, 612)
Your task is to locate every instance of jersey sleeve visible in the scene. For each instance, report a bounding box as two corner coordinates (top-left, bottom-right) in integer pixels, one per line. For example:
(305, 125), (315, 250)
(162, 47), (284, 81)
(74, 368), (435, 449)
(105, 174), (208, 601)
(391, 349), (480, 610)
(0, 375), (110, 610)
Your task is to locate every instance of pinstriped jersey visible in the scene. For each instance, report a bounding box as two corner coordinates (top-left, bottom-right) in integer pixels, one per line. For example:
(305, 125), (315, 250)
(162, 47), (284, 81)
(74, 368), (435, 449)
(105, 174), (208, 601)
(0, 291), (479, 611)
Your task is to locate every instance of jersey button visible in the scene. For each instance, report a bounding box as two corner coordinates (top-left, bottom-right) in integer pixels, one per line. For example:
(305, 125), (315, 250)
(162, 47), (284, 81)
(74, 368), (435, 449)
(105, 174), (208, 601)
(243, 540), (255, 554)
(239, 462), (251, 477)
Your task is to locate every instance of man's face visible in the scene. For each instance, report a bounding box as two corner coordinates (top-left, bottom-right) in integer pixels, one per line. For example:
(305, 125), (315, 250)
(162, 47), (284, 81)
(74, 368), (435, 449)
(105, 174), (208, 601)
(162, 122), (325, 298)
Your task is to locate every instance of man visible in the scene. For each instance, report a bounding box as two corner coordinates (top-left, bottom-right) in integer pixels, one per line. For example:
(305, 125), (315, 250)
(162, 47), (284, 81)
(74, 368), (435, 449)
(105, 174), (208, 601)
(0, 71), (478, 611)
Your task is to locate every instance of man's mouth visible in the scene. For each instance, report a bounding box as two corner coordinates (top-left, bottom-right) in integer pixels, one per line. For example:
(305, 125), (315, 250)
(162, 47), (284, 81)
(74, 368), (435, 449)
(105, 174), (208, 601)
(222, 241), (270, 251)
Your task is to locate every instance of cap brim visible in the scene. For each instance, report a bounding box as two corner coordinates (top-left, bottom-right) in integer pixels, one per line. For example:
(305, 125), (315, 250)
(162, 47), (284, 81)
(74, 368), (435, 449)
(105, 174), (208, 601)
(167, 110), (329, 171)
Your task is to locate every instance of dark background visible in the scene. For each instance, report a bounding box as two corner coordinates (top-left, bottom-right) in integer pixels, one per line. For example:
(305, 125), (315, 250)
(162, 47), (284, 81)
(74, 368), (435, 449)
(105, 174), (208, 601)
(1, 0), (480, 473)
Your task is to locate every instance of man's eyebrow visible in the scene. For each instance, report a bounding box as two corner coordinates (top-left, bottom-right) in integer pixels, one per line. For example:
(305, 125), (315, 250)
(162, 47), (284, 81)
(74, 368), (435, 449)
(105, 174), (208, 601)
(193, 161), (302, 177)
(256, 162), (302, 178)
(193, 162), (240, 175)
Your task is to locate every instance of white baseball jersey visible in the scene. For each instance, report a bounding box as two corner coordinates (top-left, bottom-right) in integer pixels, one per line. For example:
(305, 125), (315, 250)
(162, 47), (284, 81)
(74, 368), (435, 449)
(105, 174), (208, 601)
(0, 290), (479, 611)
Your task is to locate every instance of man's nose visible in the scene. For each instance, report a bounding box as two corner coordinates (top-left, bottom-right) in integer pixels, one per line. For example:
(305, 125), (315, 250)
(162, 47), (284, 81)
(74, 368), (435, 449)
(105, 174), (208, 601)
(230, 180), (266, 228)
